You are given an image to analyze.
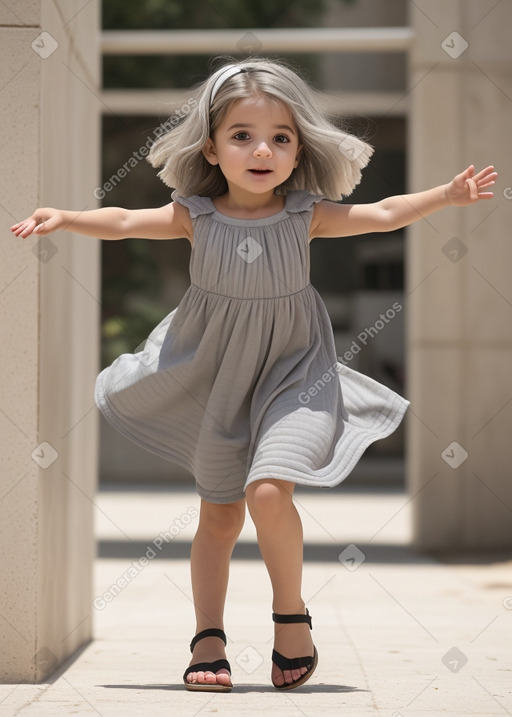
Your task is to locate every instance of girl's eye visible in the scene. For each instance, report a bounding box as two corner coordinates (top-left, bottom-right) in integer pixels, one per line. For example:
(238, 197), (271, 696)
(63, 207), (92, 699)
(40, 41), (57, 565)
(274, 135), (290, 144)
(233, 132), (250, 141)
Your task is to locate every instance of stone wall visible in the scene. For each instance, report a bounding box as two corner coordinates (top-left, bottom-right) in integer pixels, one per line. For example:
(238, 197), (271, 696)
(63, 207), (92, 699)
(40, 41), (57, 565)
(408, 0), (512, 548)
(0, 0), (100, 681)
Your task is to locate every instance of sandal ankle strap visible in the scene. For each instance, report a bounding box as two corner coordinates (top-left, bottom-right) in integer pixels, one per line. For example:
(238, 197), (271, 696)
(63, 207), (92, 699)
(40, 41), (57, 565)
(189, 628), (227, 653)
(272, 608), (312, 629)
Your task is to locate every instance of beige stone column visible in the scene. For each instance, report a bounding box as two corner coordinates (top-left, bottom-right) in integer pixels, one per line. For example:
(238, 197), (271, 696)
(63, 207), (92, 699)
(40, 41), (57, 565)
(407, 0), (512, 548)
(0, 1), (100, 681)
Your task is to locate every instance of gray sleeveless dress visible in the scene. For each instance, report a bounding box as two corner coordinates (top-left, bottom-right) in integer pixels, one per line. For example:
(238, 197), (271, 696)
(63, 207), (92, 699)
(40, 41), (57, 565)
(95, 190), (409, 503)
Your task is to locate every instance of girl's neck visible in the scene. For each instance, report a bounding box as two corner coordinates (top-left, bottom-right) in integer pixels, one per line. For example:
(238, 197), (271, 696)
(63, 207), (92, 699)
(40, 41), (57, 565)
(212, 187), (285, 219)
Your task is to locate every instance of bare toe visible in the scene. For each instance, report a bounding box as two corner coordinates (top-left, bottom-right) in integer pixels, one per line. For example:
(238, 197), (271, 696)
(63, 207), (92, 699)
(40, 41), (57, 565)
(215, 669), (232, 686)
(186, 671), (198, 684)
(272, 667), (285, 686)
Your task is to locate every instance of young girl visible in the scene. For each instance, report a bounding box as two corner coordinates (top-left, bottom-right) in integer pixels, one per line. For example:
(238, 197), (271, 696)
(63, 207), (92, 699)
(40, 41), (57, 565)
(11, 58), (496, 693)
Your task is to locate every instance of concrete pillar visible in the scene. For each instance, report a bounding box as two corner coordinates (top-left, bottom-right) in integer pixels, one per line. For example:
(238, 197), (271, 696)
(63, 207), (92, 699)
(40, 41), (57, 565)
(407, 0), (512, 548)
(0, 0), (100, 681)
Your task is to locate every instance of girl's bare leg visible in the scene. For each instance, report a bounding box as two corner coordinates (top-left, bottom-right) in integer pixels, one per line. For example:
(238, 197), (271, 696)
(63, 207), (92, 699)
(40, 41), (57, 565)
(245, 479), (313, 687)
(186, 497), (246, 687)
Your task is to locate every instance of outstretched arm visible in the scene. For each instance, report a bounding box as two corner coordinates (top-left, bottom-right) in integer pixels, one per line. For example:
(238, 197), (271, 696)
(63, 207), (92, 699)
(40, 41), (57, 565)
(310, 165), (497, 239)
(10, 201), (192, 241)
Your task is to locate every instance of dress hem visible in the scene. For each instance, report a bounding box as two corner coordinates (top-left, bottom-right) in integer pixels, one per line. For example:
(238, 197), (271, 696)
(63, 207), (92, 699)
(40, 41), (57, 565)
(244, 392), (410, 492)
(96, 368), (409, 503)
(95, 370), (195, 477)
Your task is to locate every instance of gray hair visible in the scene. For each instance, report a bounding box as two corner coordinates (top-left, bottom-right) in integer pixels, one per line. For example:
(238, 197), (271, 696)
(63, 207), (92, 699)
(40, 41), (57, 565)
(147, 57), (373, 200)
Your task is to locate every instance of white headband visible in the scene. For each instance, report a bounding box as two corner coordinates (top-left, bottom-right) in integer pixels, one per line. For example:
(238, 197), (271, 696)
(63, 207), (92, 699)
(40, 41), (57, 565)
(210, 65), (245, 104)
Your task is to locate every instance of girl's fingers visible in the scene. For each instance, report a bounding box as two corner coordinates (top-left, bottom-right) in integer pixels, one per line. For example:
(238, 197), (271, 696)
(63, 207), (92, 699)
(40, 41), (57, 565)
(25, 223), (40, 237)
(474, 165), (496, 181)
(476, 174), (496, 184)
(11, 218), (37, 237)
(11, 216), (57, 237)
(21, 222), (37, 237)
(477, 172), (497, 185)
(13, 224), (30, 237)
(465, 177), (479, 201)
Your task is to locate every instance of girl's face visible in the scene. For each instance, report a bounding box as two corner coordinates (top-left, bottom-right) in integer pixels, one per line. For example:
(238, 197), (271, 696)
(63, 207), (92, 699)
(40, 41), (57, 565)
(202, 94), (302, 198)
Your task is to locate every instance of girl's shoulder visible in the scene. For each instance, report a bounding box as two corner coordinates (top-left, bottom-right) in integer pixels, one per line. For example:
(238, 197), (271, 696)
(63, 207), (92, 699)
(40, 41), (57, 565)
(172, 189), (326, 219)
(284, 190), (326, 214)
(171, 191), (214, 219)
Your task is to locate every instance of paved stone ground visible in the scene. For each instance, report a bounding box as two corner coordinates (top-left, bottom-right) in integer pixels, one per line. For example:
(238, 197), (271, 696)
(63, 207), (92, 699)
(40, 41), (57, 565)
(1, 483), (511, 716)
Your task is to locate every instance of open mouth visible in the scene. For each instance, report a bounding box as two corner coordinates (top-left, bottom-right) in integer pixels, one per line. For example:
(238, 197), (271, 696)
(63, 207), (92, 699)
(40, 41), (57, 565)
(249, 169), (273, 174)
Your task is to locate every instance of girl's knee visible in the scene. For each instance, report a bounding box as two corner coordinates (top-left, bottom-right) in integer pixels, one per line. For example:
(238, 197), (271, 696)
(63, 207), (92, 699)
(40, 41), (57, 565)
(246, 479), (294, 522)
(199, 498), (246, 541)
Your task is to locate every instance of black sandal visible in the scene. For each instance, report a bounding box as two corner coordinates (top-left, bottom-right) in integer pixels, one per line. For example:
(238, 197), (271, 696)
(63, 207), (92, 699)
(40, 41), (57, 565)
(183, 628), (232, 692)
(271, 609), (318, 690)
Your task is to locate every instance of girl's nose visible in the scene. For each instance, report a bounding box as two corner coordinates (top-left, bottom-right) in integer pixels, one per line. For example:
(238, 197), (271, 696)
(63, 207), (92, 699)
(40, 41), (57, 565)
(253, 142), (272, 158)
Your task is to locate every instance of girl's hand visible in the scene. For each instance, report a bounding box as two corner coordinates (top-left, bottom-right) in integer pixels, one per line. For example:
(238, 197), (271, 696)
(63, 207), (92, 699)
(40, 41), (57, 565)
(445, 165), (497, 206)
(10, 208), (64, 238)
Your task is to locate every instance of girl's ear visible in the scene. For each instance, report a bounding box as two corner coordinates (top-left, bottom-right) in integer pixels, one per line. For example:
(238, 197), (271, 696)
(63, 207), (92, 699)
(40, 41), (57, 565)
(294, 144), (303, 169)
(202, 137), (219, 166)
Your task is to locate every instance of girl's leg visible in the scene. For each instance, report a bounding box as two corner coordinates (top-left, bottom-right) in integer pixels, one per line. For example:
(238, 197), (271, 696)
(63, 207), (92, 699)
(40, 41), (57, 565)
(245, 479), (313, 687)
(186, 497), (246, 686)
